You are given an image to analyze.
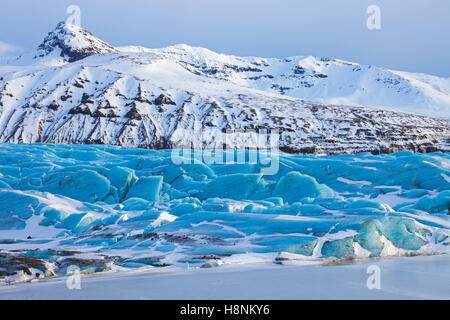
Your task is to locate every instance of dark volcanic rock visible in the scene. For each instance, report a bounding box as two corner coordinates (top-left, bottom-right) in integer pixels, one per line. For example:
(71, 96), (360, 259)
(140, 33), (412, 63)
(154, 94), (176, 106)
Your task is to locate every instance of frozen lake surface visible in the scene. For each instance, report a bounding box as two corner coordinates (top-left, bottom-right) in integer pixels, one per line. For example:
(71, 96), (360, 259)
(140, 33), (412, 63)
(0, 254), (448, 299)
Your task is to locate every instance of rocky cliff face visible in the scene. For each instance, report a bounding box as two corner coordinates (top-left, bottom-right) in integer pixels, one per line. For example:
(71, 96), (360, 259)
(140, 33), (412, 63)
(0, 22), (449, 154)
(34, 21), (117, 62)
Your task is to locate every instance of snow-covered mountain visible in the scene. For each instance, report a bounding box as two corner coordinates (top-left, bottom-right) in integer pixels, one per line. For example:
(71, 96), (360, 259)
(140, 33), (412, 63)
(0, 22), (449, 154)
(130, 44), (450, 119)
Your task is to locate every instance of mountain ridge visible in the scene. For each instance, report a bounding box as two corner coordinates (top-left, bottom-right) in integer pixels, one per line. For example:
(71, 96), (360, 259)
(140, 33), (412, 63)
(0, 22), (448, 154)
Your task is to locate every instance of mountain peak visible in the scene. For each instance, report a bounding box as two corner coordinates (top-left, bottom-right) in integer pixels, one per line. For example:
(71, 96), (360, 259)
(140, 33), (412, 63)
(34, 21), (117, 62)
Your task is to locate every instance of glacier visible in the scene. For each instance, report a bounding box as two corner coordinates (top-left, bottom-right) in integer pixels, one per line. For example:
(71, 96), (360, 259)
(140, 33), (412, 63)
(0, 143), (448, 284)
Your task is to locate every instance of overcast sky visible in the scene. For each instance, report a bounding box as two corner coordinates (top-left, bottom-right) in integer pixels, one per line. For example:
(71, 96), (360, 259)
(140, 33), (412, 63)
(1, 0), (449, 77)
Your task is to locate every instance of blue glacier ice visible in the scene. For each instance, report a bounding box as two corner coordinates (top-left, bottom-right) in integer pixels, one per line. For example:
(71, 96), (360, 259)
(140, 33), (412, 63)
(0, 143), (448, 282)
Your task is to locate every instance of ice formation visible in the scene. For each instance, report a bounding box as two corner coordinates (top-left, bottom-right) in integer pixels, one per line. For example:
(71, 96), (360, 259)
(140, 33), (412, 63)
(0, 144), (448, 283)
